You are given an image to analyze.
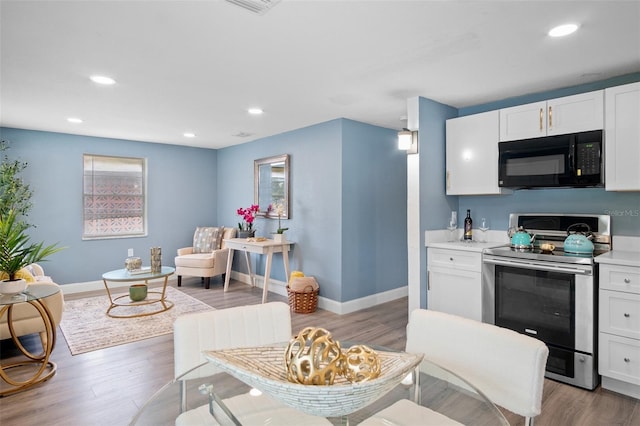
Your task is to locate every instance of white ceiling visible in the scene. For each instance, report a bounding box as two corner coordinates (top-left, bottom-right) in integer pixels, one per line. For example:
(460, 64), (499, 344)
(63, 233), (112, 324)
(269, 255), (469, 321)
(1, 0), (639, 150)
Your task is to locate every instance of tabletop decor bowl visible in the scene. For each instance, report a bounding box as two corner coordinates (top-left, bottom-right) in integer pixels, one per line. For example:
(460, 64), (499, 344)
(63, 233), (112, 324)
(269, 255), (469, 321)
(204, 345), (423, 418)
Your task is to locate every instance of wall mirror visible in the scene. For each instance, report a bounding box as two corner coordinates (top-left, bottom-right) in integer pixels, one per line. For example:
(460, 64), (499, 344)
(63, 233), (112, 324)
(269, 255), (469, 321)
(254, 154), (289, 218)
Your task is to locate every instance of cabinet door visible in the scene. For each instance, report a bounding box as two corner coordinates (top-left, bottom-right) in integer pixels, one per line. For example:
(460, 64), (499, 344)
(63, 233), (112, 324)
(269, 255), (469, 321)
(547, 90), (604, 135)
(427, 267), (482, 321)
(599, 333), (640, 385)
(499, 91), (604, 141)
(499, 101), (547, 141)
(446, 110), (508, 195)
(600, 289), (640, 340)
(605, 82), (640, 191)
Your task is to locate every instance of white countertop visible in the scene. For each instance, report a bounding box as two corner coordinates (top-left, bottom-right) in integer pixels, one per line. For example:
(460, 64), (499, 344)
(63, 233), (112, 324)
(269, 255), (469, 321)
(426, 240), (508, 253)
(595, 250), (640, 268)
(425, 229), (509, 252)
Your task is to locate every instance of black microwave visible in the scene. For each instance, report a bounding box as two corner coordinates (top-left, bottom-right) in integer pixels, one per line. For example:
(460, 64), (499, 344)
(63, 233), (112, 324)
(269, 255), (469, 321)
(498, 130), (603, 189)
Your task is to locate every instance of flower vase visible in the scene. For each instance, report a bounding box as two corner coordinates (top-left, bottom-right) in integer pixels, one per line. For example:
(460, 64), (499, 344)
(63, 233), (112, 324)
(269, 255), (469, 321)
(237, 230), (256, 239)
(273, 233), (286, 243)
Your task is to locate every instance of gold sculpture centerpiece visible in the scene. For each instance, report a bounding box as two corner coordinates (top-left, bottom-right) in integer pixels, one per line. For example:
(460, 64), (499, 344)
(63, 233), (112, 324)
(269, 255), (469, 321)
(284, 327), (381, 385)
(285, 327), (344, 385)
(343, 344), (381, 382)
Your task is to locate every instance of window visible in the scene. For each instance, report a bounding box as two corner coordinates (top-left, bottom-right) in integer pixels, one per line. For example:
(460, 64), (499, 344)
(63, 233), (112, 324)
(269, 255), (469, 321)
(83, 154), (147, 239)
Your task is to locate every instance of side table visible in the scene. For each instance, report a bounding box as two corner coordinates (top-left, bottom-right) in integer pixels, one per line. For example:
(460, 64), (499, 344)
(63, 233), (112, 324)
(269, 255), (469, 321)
(223, 238), (293, 303)
(101, 266), (175, 318)
(0, 284), (59, 396)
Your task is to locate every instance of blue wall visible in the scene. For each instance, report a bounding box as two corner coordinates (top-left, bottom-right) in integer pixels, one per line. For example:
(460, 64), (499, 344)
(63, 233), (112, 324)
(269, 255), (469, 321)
(1, 119), (406, 304)
(417, 98), (458, 308)
(0, 127), (218, 284)
(217, 119), (407, 302)
(341, 119), (407, 301)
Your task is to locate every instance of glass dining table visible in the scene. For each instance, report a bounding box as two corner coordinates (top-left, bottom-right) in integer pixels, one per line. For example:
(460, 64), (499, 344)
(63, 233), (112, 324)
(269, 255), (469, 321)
(131, 344), (508, 426)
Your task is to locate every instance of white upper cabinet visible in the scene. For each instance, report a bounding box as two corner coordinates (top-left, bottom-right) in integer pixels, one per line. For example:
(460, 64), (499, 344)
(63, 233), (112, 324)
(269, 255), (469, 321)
(500, 90), (604, 141)
(605, 82), (640, 191)
(446, 110), (510, 195)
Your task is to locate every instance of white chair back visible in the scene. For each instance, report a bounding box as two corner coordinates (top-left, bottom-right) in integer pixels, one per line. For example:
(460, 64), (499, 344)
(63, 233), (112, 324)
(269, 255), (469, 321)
(406, 309), (548, 422)
(174, 301), (292, 380)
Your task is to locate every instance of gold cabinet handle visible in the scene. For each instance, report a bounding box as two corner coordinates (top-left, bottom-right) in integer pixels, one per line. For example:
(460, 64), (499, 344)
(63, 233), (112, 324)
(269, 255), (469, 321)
(548, 106), (553, 129)
(539, 108), (543, 131)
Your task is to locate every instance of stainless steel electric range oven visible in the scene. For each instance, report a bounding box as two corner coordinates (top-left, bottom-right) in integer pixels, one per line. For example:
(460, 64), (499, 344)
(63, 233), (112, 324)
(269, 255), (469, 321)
(482, 213), (611, 390)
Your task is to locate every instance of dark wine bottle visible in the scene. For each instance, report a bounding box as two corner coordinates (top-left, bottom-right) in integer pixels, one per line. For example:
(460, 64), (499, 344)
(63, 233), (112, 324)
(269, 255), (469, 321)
(464, 209), (473, 241)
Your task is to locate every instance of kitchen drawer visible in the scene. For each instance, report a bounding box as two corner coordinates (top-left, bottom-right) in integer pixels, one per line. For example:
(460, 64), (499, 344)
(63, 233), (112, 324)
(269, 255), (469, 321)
(599, 333), (640, 385)
(599, 264), (640, 294)
(427, 248), (481, 272)
(600, 289), (640, 340)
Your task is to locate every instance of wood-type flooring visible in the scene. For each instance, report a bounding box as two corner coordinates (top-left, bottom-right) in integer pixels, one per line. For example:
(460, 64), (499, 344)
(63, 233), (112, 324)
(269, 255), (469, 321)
(0, 277), (638, 425)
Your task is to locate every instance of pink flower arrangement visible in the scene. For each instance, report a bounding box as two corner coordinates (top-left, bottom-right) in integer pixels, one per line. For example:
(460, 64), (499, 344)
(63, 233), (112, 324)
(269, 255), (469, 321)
(237, 204), (260, 231)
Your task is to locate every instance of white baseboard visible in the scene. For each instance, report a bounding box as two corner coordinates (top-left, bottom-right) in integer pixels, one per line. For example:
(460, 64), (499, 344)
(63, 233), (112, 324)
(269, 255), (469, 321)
(61, 272), (408, 315)
(230, 271), (408, 315)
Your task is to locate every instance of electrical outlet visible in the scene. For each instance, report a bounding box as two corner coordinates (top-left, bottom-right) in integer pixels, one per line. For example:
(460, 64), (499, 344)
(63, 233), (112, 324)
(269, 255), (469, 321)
(128, 248), (134, 257)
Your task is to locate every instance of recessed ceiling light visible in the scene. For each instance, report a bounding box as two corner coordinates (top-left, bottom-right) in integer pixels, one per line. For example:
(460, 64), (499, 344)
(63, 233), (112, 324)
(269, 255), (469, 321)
(67, 117), (83, 123)
(90, 75), (116, 85)
(248, 108), (263, 115)
(548, 23), (579, 37)
(183, 132), (196, 138)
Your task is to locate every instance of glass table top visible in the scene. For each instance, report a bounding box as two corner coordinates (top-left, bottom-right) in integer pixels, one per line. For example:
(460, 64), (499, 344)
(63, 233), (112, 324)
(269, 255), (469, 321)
(131, 346), (508, 426)
(0, 283), (60, 306)
(102, 266), (175, 281)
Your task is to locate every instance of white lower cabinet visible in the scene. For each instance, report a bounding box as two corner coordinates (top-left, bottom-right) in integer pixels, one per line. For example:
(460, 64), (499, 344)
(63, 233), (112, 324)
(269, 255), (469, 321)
(599, 263), (640, 398)
(427, 248), (482, 321)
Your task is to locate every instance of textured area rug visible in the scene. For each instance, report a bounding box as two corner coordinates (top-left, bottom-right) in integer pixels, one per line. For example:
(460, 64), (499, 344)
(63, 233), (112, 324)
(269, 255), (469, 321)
(59, 286), (213, 355)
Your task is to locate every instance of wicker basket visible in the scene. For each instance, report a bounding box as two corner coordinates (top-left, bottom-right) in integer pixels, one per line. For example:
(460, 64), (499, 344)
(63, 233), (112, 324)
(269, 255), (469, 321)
(287, 285), (318, 314)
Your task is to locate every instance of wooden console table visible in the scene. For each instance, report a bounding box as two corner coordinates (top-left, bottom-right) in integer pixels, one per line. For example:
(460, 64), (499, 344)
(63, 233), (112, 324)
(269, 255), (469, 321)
(223, 238), (293, 303)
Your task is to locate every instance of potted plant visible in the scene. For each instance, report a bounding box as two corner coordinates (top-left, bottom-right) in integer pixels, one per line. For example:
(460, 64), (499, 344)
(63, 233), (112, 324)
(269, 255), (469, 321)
(0, 209), (64, 295)
(236, 204), (260, 238)
(270, 203), (288, 242)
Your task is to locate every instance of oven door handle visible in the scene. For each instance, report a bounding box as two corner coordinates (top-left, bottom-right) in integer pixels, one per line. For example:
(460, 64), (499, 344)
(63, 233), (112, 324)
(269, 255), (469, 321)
(483, 257), (592, 275)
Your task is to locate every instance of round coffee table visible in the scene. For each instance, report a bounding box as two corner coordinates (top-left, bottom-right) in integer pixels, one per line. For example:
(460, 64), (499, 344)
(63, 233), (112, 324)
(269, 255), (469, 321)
(101, 266), (175, 318)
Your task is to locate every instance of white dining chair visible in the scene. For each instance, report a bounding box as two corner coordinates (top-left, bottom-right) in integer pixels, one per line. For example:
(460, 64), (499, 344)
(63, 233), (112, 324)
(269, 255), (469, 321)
(405, 309), (549, 426)
(172, 301), (331, 425)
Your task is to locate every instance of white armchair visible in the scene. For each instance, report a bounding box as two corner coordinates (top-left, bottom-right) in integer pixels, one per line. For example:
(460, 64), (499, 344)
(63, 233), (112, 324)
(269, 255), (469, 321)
(175, 227), (236, 289)
(0, 264), (64, 348)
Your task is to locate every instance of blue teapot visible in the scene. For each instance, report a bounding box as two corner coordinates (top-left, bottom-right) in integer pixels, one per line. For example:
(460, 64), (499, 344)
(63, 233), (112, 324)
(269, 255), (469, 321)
(508, 226), (536, 248)
(564, 223), (595, 255)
